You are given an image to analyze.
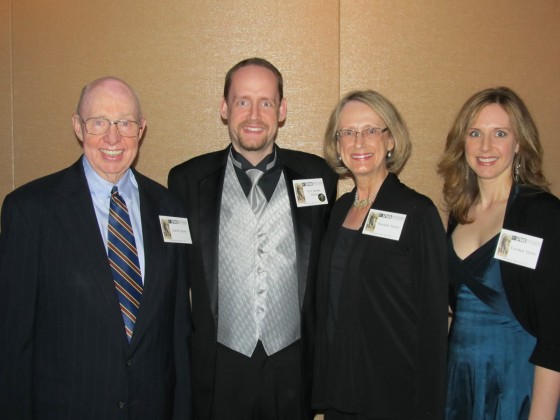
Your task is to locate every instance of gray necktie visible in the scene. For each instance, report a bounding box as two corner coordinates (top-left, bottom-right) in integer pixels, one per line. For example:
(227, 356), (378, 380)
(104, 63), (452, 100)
(246, 168), (266, 218)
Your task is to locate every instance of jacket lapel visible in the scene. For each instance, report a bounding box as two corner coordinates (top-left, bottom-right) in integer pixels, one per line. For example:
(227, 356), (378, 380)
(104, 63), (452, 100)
(127, 174), (166, 348)
(280, 155), (314, 308)
(199, 151), (228, 321)
(55, 159), (126, 341)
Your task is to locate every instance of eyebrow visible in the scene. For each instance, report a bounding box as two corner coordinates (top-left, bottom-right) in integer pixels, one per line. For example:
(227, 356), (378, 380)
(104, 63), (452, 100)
(468, 126), (512, 130)
(231, 93), (277, 101)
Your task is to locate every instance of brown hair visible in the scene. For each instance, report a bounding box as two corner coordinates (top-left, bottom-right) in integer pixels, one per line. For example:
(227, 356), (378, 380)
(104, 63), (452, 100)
(223, 57), (283, 101)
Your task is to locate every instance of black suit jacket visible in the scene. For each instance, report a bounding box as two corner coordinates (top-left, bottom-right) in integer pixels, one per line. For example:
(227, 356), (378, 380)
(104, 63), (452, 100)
(313, 174), (448, 419)
(168, 146), (337, 419)
(0, 158), (192, 420)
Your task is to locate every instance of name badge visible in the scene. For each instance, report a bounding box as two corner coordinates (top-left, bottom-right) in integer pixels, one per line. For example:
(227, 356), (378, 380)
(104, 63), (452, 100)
(292, 178), (328, 207)
(362, 209), (406, 241)
(494, 228), (542, 269)
(159, 216), (192, 244)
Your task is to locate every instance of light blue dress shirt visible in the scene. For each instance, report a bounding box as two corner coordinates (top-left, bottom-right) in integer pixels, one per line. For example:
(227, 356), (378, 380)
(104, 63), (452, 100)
(82, 156), (146, 283)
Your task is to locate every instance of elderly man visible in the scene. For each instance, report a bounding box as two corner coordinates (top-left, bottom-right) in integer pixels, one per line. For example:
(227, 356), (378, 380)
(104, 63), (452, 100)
(0, 77), (192, 420)
(169, 58), (337, 419)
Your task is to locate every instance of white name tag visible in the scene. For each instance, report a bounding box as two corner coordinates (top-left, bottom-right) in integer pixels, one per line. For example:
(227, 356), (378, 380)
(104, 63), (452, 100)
(292, 178), (329, 207)
(159, 216), (192, 244)
(362, 209), (406, 241)
(494, 228), (542, 269)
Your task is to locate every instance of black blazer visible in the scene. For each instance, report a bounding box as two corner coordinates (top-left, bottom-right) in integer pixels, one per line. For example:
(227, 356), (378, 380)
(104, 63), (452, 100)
(313, 173), (448, 419)
(168, 146), (337, 419)
(0, 158), (192, 420)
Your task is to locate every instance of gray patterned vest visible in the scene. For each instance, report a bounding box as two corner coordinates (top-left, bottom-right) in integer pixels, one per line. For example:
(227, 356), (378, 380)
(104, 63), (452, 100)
(217, 156), (300, 356)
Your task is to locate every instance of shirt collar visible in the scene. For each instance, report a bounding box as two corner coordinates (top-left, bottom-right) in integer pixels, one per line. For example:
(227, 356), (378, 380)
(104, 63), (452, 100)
(82, 155), (137, 201)
(229, 146), (277, 173)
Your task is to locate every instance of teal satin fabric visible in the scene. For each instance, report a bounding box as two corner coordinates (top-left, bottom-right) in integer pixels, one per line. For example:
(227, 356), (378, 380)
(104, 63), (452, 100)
(446, 236), (559, 420)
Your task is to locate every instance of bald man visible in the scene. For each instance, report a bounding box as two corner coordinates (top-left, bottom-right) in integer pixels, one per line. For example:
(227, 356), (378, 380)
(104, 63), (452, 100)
(0, 77), (192, 420)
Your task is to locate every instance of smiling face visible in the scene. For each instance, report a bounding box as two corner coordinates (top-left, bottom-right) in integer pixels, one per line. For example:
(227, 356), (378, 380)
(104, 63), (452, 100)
(72, 78), (145, 184)
(220, 65), (287, 165)
(336, 100), (394, 180)
(464, 103), (519, 185)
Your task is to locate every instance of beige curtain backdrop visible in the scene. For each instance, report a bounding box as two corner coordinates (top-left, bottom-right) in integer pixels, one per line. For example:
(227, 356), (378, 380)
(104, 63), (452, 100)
(1, 1), (559, 415)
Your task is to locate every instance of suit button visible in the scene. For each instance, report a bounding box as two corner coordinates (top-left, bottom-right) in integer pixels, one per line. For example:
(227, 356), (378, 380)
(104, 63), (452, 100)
(126, 359), (132, 367)
(118, 401), (126, 409)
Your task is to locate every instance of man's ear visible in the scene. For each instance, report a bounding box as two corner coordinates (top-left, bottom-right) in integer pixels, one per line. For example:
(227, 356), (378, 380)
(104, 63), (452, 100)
(220, 97), (228, 121)
(278, 98), (287, 123)
(72, 113), (84, 142)
(138, 117), (147, 138)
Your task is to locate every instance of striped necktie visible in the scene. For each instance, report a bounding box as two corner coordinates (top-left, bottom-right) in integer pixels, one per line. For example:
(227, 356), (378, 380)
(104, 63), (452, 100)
(108, 186), (143, 342)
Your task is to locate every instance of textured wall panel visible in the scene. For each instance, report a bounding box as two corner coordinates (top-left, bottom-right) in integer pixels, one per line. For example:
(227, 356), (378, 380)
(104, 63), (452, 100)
(5, 0), (559, 215)
(0, 1), (12, 204)
(8, 0), (339, 198)
(340, 0), (560, 217)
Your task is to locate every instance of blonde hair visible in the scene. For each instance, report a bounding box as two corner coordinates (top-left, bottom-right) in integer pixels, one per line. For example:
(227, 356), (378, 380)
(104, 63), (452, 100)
(437, 87), (549, 224)
(324, 90), (411, 176)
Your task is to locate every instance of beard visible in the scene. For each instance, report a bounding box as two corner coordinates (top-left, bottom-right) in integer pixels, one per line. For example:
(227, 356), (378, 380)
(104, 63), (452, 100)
(230, 121), (277, 153)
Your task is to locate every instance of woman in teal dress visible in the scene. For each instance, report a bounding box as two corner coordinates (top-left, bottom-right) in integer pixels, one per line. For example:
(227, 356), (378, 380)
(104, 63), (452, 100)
(438, 87), (560, 419)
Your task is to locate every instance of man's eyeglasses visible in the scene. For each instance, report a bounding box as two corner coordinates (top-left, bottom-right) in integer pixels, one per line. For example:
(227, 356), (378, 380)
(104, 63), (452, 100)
(336, 127), (388, 141)
(80, 117), (141, 138)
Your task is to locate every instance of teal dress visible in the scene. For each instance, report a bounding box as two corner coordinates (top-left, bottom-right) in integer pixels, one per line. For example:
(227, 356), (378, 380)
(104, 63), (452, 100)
(446, 234), (560, 420)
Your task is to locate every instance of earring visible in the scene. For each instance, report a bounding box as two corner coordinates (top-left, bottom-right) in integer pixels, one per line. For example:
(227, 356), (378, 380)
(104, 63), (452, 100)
(514, 161), (521, 183)
(337, 155), (344, 167)
(386, 150), (392, 159)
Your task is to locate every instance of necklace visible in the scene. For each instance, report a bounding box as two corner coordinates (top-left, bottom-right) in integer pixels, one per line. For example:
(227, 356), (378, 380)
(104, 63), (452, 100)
(352, 191), (377, 208)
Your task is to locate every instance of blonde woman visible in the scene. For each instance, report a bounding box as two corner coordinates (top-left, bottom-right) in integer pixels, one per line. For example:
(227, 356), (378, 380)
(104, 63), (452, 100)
(313, 90), (448, 419)
(439, 87), (560, 419)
